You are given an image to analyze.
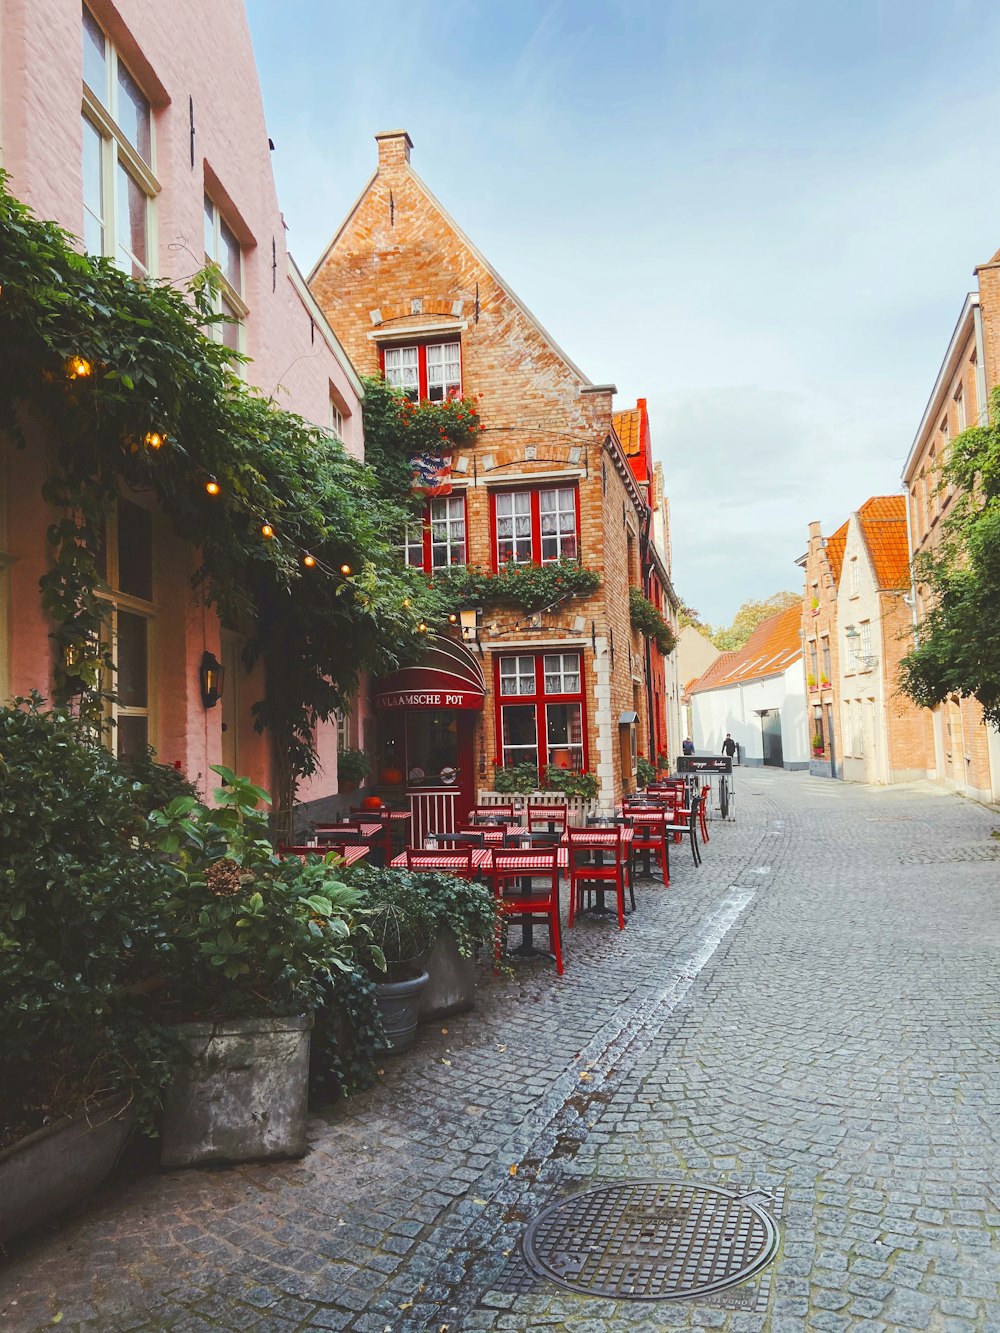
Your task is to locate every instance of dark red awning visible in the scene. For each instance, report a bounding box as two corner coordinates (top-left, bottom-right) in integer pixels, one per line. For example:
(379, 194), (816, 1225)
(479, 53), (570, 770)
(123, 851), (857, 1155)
(374, 635), (486, 710)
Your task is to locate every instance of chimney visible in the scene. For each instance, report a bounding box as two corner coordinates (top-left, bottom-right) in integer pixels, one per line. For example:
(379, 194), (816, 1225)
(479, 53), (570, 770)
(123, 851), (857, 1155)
(375, 129), (413, 173)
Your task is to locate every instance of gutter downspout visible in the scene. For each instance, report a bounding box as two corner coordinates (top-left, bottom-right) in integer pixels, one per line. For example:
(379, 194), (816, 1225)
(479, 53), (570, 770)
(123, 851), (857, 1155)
(973, 303), (990, 425)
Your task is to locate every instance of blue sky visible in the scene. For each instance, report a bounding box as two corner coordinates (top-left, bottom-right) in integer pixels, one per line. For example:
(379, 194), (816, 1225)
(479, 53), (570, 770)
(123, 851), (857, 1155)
(244, 0), (1000, 626)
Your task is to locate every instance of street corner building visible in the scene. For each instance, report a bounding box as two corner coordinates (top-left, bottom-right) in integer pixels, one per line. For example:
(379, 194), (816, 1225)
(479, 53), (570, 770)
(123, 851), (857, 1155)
(308, 130), (681, 830)
(0, 0), (363, 800)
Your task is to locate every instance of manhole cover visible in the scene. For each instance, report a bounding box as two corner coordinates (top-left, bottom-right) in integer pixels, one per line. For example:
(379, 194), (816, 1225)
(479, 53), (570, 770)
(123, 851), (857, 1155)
(522, 1181), (778, 1301)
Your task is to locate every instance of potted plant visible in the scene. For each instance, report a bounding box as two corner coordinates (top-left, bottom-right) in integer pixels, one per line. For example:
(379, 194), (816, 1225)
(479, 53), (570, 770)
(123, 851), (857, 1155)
(820, 678), (831, 691)
(358, 895), (430, 1055)
(812, 733), (825, 757)
(338, 746), (371, 793)
(545, 767), (600, 802)
(636, 756), (657, 788)
(807, 673), (818, 691)
(0, 697), (186, 1243)
(350, 865), (500, 1020)
(493, 761), (540, 796)
(149, 767), (368, 1166)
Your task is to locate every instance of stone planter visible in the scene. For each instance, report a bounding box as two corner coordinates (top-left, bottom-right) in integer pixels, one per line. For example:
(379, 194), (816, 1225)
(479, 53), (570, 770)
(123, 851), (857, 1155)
(0, 1092), (134, 1245)
(419, 930), (476, 1022)
(374, 971), (429, 1055)
(160, 1014), (313, 1168)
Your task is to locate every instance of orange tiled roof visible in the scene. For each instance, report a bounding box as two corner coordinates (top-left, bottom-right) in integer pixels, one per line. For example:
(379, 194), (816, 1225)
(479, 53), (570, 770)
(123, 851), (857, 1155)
(689, 605), (802, 694)
(612, 407), (642, 456)
(825, 520), (848, 585)
(857, 495), (909, 589)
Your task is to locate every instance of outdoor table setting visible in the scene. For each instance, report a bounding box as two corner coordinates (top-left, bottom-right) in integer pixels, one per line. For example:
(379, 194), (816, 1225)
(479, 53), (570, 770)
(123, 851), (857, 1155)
(276, 842), (370, 868)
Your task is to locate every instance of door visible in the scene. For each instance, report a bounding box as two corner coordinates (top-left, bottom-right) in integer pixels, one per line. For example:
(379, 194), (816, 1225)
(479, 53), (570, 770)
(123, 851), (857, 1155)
(760, 710), (784, 767)
(404, 708), (475, 841)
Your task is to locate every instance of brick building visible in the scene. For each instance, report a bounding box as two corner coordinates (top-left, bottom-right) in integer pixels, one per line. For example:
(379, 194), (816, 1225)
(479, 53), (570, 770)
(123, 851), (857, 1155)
(309, 131), (678, 828)
(902, 263), (1000, 803)
(0, 0), (363, 801)
(799, 515), (847, 775)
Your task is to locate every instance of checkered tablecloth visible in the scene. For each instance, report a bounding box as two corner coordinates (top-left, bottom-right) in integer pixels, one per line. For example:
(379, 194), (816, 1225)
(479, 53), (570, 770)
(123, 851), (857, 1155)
(314, 823), (383, 841)
(390, 848), (492, 872)
(278, 844), (369, 865)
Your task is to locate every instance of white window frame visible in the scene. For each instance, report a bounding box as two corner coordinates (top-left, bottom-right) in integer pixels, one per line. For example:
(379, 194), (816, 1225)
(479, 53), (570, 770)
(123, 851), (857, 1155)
(384, 346), (419, 400)
(329, 399), (344, 441)
(429, 495), (466, 568)
(849, 556), (859, 597)
(539, 487), (578, 561)
(499, 655), (536, 696)
(82, 5), (158, 278)
(955, 382), (966, 433)
(204, 194), (247, 360)
(96, 499), (157, 759)
(426, 342), (461, 401)
(402, 521), (424, 568)
(543, 653), (581, 695)
(495, 491), (533, 565)
(860, 620), (872, 661)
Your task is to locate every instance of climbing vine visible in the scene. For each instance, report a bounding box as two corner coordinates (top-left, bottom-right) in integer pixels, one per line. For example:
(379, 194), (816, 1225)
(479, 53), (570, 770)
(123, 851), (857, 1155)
(629, 586), (677, 655)
(431, 558), (601, 615)
(0, 177), (468, 814)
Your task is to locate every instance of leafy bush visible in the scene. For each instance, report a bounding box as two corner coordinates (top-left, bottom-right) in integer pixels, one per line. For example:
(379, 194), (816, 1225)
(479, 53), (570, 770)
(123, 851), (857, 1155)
(493, 762), (540, 794)
(0, 697), (178, 1144)
(337, 747), (371, 786)
(629, 587), (677, 656)
(349, 864), (500, 961)
(636, 757), (657, 788)
(432, 558), (600, 615)
(118, 746), (199, 817)
(545, 767), (600, 800)
(149, 766), (368, 1019)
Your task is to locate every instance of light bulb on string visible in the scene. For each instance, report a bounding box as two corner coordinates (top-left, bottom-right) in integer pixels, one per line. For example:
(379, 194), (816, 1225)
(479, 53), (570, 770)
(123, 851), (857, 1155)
(402, 598), (411, 608)
(448, 613), (458, 624)
(261, 523), (275, 539)
(340, 563), (352, 577)
(417, 621), (428, 633)
(144, 431), (165, 450)
(66, 355), (92, 379)
(303, 553), (317, 568)
(205, 477), (221, 496)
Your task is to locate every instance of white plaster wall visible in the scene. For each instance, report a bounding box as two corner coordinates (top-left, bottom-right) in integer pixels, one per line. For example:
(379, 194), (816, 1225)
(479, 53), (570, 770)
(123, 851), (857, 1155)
(690, 662), (808, 768)
(837, 517), (887, 784)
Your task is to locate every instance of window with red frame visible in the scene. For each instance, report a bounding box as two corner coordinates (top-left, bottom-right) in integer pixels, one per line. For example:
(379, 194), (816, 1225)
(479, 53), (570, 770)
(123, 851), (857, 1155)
(492, 485), (579, 568)
(496, 651), (586, 774)
(402, 494), (467, 570)
(382, 340), (461, 402)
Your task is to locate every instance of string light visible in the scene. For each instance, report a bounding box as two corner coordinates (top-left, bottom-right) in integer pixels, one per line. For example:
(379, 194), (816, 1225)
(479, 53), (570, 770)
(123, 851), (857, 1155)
(66, 355), (92, 379)
(339, 563), (352, 576)
(144, 431), (165, 450)
(303, 553), (316, 568)
(205, 477), (221, 496)
(261, 523), (275, 539)
(417, 621), (428, 633)
(402, 598), (411, 608)
(448, 613), (458, 623)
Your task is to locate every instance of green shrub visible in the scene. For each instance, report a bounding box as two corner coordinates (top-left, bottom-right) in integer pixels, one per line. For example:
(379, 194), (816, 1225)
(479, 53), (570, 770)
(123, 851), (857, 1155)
(629, 586), (677, 656)
(636, 757), (657, 788)
(545, 767), (599, 801)
(0, 696), (178, 1144)
(117, 746), (198, 818)
(349, 863), (500, 961)
(337, 747), (371, 785)
(493, 762), (539, 794)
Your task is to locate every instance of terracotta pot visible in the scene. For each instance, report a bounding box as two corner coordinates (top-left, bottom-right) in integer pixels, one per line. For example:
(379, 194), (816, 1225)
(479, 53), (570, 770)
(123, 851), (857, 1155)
(360, 795), (383, 811)
(379, 767), (403, 786)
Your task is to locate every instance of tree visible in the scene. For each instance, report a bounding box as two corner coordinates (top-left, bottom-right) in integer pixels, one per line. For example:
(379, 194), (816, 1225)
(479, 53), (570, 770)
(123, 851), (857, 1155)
(708, 591), (801, 652)
(899, 388), (1000, 724)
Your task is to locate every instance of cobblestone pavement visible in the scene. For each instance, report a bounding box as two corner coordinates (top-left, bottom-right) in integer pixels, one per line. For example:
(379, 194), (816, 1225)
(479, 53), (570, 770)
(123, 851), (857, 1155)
(4, 768), (1000, 1332)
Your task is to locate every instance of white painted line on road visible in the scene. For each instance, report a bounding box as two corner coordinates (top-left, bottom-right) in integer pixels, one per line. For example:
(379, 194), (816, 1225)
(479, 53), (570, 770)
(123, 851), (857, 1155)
(750, 866), (771, 875)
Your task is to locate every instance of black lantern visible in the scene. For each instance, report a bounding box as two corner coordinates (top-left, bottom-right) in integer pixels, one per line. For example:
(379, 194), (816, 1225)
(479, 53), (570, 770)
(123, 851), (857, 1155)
(199, 651), (225, 709)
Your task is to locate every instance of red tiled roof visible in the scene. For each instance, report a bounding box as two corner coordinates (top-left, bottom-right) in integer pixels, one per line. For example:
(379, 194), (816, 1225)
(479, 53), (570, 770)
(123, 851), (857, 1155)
(857, 494), (909, 589)
(825, 520), (848, 585)
(612, 407), (642, 456)
(689, 605), (802, 694)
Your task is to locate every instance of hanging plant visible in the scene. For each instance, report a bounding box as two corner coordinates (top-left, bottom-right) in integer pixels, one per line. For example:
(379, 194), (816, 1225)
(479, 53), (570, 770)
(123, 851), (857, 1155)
(629, 586), (677, 656)
(433, 559), (600, 615)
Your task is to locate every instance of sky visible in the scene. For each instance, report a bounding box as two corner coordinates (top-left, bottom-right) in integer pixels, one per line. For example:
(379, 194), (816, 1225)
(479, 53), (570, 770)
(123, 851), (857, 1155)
(243, 0), (1000, 628)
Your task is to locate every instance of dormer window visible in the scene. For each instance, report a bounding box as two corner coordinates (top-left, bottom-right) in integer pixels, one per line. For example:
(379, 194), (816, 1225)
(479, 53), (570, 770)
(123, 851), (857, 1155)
(382, 340), (461, 402)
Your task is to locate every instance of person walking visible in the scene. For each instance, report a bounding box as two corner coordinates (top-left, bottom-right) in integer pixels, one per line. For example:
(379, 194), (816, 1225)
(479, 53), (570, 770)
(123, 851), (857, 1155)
(682, 737), (695, 755)
(722, 733), (737, 762)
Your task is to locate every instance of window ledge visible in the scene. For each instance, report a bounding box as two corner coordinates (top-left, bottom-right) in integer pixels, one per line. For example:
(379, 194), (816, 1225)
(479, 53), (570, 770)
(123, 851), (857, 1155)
(369, 320), (467, 341)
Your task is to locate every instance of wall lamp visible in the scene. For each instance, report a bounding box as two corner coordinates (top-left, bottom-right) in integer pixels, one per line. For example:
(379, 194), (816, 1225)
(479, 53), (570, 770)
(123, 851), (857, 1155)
(844, 624), (860, 638)
(199, 651), (225, 709)
(458, 605), (482, 651)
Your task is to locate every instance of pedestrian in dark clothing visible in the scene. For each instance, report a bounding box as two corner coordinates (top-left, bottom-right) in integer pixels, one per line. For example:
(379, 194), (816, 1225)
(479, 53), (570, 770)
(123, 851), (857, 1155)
(722, 734), (737, 760)
(682, 738), (695, 755)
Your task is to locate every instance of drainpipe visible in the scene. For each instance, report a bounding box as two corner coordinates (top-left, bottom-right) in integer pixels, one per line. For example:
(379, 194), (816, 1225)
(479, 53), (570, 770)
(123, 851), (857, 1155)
(973, 303), (990, 426)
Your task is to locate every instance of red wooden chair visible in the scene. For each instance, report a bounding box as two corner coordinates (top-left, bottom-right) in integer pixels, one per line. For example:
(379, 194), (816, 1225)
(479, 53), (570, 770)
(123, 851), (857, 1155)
(566, 829), (628, 930)
(527, 803), (568, 834)
(698, 784), (711, 843)
(489, 847), (563, 975)
(468, 804), (518, 826)
(623, 808), (670, 886)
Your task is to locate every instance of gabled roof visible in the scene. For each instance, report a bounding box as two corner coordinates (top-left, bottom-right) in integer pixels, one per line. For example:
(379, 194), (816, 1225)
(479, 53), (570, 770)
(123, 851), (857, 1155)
(689, 605), (802, 694)
(856, 494), (909, 590)
(825, 520), (849, 585)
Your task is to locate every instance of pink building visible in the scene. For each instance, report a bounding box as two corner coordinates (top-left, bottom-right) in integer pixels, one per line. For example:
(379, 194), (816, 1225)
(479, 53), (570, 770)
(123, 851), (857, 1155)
(0, 0), (364, 801)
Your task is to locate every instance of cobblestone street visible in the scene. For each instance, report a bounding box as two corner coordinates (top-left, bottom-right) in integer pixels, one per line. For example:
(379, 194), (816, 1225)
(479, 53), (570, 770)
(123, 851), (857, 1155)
(4, 767), (1000, 1333)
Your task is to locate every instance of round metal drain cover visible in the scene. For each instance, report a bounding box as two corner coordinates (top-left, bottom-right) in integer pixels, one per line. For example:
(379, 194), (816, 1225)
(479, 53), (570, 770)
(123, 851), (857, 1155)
(522, 1181), (778, 1301)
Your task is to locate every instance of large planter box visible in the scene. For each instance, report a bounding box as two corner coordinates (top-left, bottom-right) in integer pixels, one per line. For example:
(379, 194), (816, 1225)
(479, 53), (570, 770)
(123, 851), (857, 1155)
(419, 929), (476, 1021)
(374, 971), (429, 1055)
(0, 1093), (134, 1245)
(161, 1014), (312, 1168)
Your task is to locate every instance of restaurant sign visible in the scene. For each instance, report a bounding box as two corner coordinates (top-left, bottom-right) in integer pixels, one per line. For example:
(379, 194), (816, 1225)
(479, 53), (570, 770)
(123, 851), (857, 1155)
(676, 755), (733, 774)
(376, 687), (483, 710)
